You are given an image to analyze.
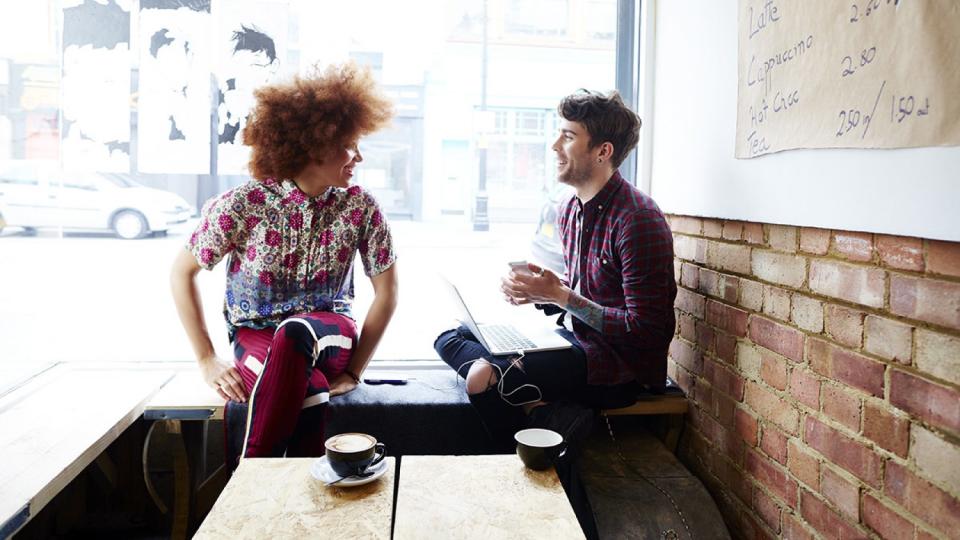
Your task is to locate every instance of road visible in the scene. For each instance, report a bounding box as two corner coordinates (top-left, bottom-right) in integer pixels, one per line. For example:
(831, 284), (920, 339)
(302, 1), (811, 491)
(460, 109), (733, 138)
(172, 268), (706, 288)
(0, 219), (558, 385)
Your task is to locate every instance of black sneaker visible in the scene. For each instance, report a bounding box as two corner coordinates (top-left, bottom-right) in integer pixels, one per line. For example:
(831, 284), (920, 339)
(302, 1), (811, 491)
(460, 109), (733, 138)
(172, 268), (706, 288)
(527, 401), (594, 454)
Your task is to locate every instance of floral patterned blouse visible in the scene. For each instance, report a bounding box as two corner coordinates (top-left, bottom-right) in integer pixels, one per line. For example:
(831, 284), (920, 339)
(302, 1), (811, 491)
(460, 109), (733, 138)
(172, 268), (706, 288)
(187, 178), (396, 340)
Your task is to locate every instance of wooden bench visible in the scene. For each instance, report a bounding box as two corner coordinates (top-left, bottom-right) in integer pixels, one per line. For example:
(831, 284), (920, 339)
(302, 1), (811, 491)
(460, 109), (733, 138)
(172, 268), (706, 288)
(0, 363), (173, 539)
(600, 377), (688, 453)
(141, 371), (228, 540)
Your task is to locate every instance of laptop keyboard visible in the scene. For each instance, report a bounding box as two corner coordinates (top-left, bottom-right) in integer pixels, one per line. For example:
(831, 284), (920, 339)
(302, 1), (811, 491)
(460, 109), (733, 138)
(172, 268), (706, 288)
(483, 324), (537, 352)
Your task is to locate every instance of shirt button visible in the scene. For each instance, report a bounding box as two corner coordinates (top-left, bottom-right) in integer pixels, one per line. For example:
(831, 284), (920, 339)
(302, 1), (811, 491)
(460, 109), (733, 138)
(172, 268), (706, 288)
(599, 205), (603, 209)
(602, 259), (608, 265)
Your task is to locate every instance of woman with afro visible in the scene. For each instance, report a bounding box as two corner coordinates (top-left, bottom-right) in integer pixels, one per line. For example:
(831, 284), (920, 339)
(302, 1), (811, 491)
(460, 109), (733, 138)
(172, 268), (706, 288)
(170, 62), (398, 460)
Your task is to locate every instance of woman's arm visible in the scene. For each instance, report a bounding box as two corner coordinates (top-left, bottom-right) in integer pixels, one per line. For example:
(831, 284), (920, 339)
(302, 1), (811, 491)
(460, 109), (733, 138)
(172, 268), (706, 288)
(329, 263), (399, 396)
(170, 248), (247, 402)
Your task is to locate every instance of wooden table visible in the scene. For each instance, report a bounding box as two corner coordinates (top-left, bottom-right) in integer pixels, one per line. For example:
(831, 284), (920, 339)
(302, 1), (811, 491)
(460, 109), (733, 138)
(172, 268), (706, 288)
(393, 455), (584, 539)
(0, 363), (173, 538)
(194, 457), (395, 539)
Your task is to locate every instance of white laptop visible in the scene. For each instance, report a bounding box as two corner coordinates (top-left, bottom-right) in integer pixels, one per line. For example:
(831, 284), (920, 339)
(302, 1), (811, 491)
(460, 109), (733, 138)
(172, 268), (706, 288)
(440, 276), (573, 356)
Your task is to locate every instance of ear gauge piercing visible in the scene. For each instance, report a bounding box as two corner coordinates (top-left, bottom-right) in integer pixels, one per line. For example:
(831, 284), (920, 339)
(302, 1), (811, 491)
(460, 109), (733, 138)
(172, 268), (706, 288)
(597, 158), (602, 163)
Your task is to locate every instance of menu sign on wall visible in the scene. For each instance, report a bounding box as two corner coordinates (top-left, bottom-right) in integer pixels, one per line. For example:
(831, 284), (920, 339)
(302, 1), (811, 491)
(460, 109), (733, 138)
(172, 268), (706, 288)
(736, 0), (960, 158)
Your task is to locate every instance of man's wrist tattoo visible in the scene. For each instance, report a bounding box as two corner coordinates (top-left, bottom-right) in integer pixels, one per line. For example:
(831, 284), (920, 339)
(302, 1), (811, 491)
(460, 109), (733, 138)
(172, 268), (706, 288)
(565, 292), (604, 332)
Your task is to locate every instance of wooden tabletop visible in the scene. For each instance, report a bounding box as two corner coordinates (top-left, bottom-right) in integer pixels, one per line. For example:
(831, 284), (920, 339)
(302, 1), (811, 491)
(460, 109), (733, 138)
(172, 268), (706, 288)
(393, 455), (584, 539)
(143, 369), (224, 420)
(194, 457), (395, 540)
(0, 363), (174, 536)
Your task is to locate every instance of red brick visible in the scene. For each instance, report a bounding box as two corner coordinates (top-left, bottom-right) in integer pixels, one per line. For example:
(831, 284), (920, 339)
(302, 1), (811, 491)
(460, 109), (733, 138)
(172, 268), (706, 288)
(723, 220), (744, 241)
(885, 461), (960, 535)
(799, 489), (865, 539)
(711, 389), (738, 428)
(832, 231), (874, 262)
(806, 338), (884, 397)
(707, 300), (748, 337)
(787, 440), (820, 490)
(680, 262), (700, 289)
(714, 453), (753, 503)
(890, 369), (960, 434)
(916, 530), (941, 540)
(743, 222), (764, 245)
(716, 332), (737, 364)
(768, 225), (798, 253)
(711, 419), (745, 462)
(759, 349), (788, 391)
(739, 279), (763, 312)
(672, 362), (694, 393)
(911, 425), (960, 496)
(753, 487), (783, 533)
(762, 285), (791, 321)
(738, 342), (762, 381)
(736, 407), (759, 447)
(804, 416), (882, 488)
(674, 234), (706, 263)
(739, 509), (775, 540)
(864, 315), (912, 365)
(788, 368), (821, 410)
(670, 338), (703, 375)
(876, 235), (924, 272)
(746, 381), (800, 435)
(695, 320), (715, 353)
(800, 228), (830, 255)
(672, 216), (702, 235)
(699, 268), (739, 302)
(820, 467), (860, 520)
(927, 239), (960, 278)
(752, 250), (806, 288)
(862, 493), (915, 540)
(914, 328), (960, 386)
(824, 304), (865, 349)
(781, 512), (815, 540)
(703, 357), (745, 400)
(809, 260), (885, 308)
(676, 287), (706, 318)
(790, 295), (824, 333)
(703, 218), (723, 238)
(746, 449), (799, 507)
(679, 313), (696, 342)
(749, 316), (804, 362)
(821, 385), (861, 432)
(890, 274), (960, 331)
(707, 241), (752, 275)
(760, 426), (788, 464)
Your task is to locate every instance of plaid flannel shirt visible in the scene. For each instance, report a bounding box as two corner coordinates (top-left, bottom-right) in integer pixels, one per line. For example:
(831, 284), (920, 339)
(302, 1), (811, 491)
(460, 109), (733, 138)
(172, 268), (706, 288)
(557, 171), (677, 387)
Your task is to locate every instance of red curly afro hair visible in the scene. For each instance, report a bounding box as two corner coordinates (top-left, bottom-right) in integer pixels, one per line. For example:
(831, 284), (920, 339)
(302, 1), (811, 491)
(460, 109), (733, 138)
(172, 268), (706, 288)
(243, 61), (394, 181)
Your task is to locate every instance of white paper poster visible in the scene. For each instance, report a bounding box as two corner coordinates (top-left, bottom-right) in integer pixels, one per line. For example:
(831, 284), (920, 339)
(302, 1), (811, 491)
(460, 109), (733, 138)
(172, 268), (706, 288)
(137, 0), (212, 173)
(213, 1), (288, 175)
(736, 0), (960, 158)
(61, 0), (132, 173)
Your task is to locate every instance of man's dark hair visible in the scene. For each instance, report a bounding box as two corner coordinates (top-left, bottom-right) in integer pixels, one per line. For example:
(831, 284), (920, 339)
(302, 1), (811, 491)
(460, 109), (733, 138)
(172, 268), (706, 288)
(558, 89), (641, 168)
(231, 24), (277, 64)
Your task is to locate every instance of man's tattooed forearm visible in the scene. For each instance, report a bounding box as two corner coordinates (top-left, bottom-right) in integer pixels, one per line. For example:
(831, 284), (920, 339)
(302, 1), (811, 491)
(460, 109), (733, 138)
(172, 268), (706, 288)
(565, 291), (604, 332)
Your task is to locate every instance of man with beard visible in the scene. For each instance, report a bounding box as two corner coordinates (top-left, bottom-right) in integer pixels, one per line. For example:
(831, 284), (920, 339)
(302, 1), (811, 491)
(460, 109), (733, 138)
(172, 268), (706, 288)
(435, 90), (677, 452)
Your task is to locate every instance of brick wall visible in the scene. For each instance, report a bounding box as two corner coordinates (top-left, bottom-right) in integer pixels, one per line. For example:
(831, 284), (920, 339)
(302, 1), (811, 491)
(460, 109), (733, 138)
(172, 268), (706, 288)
(667, 215), (960, 539)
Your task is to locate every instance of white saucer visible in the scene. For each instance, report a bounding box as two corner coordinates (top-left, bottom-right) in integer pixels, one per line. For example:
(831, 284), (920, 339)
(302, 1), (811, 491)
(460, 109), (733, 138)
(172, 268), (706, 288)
(310, 455), (388, 487)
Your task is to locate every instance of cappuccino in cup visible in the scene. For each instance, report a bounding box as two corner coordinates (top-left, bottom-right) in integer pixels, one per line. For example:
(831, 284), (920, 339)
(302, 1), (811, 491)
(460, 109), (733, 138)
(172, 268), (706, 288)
(327, 433), (375, 453)
(324, 433), (386, 478)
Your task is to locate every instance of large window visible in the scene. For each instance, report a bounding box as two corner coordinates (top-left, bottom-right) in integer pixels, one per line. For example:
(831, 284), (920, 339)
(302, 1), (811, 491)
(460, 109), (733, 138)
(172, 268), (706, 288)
(0, 0), (619, 378)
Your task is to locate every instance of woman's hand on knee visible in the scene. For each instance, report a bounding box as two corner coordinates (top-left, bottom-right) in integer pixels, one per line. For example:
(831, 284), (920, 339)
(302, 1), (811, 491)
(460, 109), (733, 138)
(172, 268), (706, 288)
(329, 372), (359, 397)
(200, 355), (248, 402)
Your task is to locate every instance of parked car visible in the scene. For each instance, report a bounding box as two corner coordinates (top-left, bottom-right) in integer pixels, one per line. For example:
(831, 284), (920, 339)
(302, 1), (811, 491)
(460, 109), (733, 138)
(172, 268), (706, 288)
(530, 184), (572, 276)
(0, 161), (193, 239)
